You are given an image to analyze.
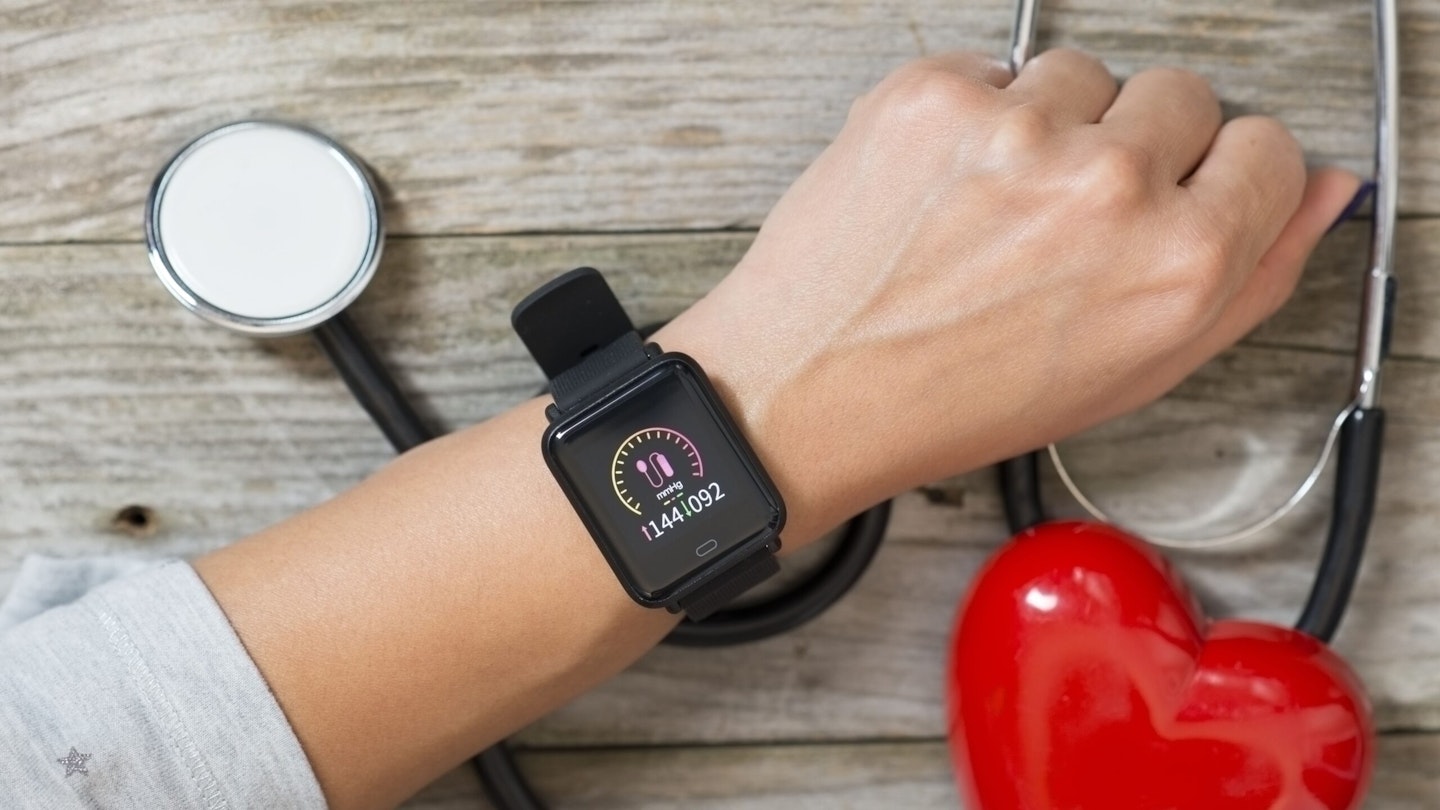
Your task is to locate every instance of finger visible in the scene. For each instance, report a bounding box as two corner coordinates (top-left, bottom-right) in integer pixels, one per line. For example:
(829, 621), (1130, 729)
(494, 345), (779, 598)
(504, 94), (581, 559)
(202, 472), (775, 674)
(1100, 67), (1222, 181)
(1184, 115), (1309, 281)
(1187, 167), (1364, 356)
(1106, 168), (1362, 414)
(1006, 48), (1119, 124)
(913, 51), (1015, 89)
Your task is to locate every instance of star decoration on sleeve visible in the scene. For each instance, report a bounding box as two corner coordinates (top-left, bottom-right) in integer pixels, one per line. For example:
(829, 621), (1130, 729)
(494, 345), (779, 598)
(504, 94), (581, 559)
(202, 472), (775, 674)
(57, 747), (91, 777)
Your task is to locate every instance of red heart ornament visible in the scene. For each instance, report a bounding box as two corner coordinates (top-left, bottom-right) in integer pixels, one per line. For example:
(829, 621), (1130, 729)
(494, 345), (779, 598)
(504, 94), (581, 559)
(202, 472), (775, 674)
(948, 521), (1374, 810)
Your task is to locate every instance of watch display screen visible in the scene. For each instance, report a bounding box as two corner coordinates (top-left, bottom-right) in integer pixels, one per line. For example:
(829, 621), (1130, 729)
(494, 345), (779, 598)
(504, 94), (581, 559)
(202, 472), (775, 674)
(547, 361), (782, 598)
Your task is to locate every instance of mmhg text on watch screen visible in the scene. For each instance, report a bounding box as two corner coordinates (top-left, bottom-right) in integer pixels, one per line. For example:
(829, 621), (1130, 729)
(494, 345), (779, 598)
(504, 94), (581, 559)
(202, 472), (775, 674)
(550, 365), (778, 597)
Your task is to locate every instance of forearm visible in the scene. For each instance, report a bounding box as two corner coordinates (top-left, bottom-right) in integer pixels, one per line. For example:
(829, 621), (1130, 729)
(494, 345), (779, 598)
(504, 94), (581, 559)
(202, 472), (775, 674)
(190, 304), (873, 810)
(197, 399), (649, 809)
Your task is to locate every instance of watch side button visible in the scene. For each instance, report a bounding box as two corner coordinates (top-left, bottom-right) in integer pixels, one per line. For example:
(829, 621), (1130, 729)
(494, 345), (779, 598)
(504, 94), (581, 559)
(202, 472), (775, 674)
(696, 539), (719, 557)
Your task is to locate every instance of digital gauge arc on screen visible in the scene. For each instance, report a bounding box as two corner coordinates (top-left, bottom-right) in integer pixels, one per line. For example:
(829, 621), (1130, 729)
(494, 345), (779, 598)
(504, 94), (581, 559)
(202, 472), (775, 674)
(611, 427), (703, 515)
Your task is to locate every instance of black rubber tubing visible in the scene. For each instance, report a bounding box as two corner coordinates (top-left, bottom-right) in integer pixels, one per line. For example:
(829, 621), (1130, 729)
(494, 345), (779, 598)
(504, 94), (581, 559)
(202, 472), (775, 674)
(313, 313), (431, 453)
(1294, 407), (1386, 642)
(310, 313), (891, 808)
(995, 407), (1386, 644)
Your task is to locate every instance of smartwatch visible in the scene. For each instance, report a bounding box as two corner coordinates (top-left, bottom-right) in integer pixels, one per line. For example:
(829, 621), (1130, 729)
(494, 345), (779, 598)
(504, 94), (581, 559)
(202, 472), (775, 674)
(512, 267), (785, 620)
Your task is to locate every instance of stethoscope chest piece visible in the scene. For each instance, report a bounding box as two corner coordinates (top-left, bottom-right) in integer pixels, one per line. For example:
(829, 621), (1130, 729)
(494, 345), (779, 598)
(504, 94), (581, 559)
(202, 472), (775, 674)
(145, 121), (384, 336)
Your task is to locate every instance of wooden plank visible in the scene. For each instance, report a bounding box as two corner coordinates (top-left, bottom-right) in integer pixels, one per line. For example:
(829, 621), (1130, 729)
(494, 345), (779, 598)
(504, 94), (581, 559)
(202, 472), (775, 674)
(2, 0), (1431, 242)
(0, 233), (750, 583)
(4, 226), (1440, 747)
(396, 736), (1440, 809)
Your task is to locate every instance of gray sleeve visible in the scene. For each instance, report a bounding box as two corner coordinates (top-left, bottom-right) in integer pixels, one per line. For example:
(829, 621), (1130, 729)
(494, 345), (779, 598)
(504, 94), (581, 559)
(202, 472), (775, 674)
(0, 556), (328, 809)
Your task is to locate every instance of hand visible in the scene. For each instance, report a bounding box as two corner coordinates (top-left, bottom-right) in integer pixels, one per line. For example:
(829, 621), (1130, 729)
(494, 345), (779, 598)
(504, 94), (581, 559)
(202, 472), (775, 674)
(658, 49), (1362, 534)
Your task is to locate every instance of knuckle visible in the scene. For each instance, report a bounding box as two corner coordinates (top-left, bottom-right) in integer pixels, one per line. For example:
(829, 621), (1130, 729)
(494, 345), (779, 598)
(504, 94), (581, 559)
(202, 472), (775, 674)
(1181, 233), (1233, 296)
(1128, 67), (1222, 137)
(872, 62), (993, 129)
(1151, 280), (1222, 343)
(1073, 140), (1156, 212)
(983, 103), (1052, 163)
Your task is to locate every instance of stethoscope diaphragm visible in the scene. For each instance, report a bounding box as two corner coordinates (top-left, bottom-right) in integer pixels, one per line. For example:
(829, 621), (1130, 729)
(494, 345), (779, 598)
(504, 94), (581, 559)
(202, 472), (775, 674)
(145, 120), (383, 336)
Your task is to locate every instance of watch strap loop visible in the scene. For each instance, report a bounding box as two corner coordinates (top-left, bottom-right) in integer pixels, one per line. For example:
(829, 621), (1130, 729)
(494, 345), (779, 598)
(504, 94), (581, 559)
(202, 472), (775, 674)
(549, 332), (649, 413)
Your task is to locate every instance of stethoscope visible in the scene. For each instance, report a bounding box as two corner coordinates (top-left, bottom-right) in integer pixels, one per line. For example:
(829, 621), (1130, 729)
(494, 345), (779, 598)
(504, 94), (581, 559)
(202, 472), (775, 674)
(139, 1), (1396, 806)
(997, 0), (1398, 646)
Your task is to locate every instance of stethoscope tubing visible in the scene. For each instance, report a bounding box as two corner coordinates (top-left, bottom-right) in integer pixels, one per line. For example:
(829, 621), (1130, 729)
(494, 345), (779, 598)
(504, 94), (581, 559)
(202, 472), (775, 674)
(313, 313), (431, 452)
(1294, 407), (1385, 641)
(1357, 0), (1399, 409)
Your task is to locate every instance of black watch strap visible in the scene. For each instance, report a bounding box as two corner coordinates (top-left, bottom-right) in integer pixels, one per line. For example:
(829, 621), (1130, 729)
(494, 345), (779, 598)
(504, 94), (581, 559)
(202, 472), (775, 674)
(511, 267), (649, 414)
(675, 549), (780, 621)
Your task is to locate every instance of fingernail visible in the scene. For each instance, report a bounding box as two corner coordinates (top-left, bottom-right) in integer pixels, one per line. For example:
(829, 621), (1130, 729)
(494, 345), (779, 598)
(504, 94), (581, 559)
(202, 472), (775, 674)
(1327, 181), (1376, 235)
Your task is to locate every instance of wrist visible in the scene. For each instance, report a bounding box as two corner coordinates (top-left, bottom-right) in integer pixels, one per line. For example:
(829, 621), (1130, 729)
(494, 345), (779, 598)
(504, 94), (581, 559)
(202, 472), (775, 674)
(650, 283), (874, 553)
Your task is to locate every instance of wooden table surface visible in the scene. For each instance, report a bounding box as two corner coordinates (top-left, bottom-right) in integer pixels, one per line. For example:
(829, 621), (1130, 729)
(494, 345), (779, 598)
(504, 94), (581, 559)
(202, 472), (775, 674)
(4, 1), (1439, 807)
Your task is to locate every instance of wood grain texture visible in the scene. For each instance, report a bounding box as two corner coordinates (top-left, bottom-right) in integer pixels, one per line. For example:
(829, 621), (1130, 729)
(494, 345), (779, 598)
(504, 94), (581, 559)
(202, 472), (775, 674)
(3, 0), (1436, 242)
(394, 736), (1440, 809)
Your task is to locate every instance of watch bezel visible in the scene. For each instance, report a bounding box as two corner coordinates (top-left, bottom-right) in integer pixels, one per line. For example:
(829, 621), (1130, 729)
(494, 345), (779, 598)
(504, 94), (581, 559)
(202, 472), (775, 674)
(541, 352), (786, 608)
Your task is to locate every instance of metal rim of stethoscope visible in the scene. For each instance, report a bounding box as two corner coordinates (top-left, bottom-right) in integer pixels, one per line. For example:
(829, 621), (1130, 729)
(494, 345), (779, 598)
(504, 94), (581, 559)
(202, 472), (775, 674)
(146, 120), (385, 337)
(144, 119), (891, 810)
(998, 0), (1397, 644)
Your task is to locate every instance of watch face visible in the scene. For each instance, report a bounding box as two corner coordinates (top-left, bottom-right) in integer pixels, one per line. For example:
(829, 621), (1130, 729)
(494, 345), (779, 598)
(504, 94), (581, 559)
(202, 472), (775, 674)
(546, 359), (783, 599)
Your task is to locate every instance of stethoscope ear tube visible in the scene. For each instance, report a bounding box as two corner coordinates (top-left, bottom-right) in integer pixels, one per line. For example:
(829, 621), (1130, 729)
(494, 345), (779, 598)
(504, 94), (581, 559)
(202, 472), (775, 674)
(1295, 407), (1386, 643)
